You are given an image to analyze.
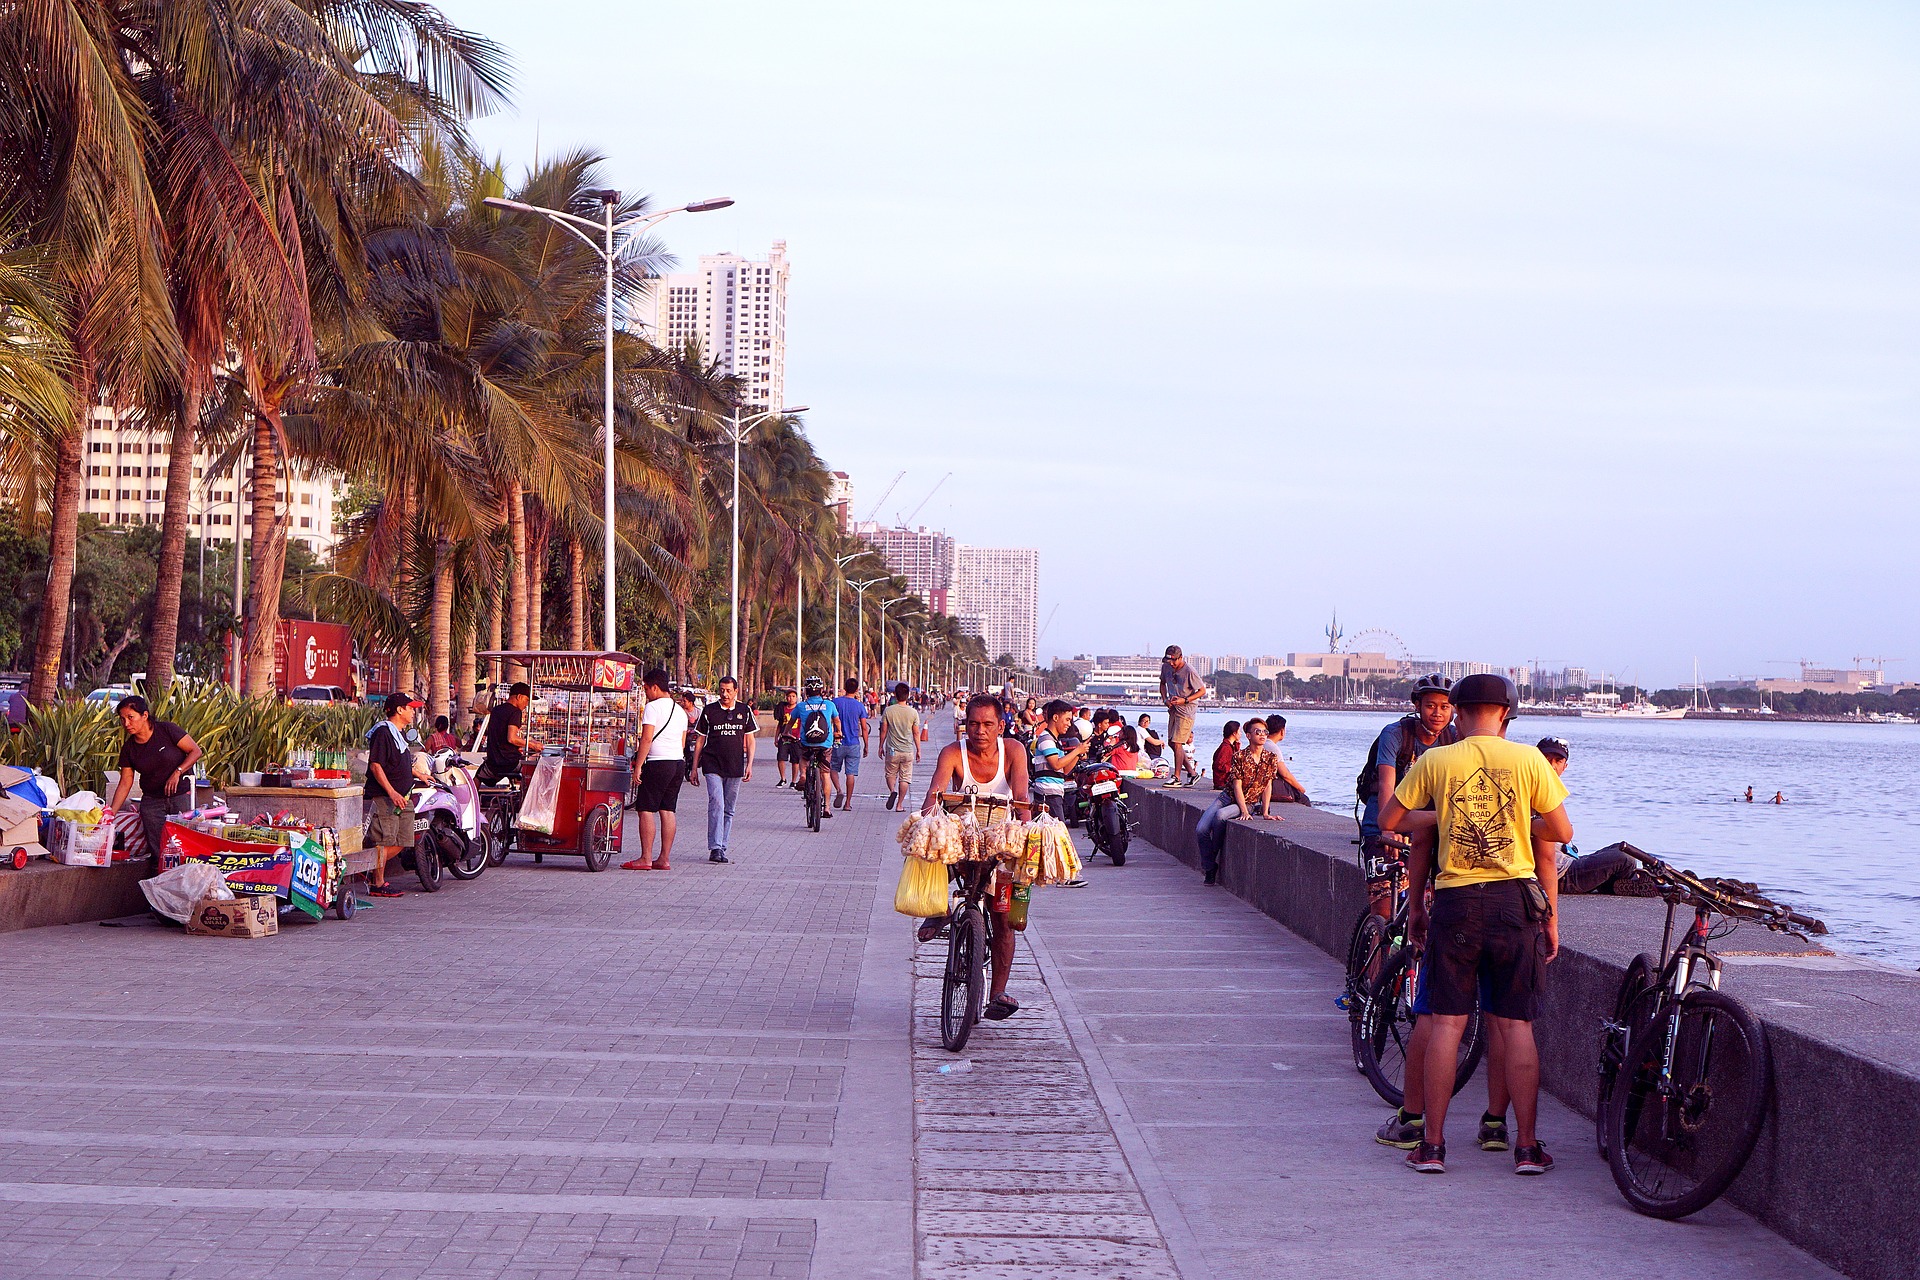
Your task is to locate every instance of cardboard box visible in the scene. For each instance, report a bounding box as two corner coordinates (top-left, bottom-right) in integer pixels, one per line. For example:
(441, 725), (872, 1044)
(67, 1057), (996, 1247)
(0, 794), (38, 850)
(185, 892), (279, 938)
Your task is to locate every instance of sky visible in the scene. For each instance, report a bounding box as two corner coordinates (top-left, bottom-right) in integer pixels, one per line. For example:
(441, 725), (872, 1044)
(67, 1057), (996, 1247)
(455, 1), (1919, 688)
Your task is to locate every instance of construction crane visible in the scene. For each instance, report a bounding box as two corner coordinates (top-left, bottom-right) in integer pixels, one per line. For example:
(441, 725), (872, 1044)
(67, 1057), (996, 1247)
(899, 472), (950, 527)
(862, 471), (906, 524)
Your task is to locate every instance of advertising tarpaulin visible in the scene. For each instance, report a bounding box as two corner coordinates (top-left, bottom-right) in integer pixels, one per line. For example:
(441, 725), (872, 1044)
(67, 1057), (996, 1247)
(167, 822), (294, 896)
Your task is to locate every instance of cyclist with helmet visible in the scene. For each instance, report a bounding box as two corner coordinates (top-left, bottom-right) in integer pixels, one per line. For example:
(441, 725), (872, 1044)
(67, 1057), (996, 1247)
(1357, 675), (1459, 902)
(794, 676), (841, 820)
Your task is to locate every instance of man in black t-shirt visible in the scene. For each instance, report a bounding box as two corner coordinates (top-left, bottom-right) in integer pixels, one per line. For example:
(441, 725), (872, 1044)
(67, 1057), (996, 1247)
(365, 693), (423, 896)
(689, 675), (755, 863)
(482, 682), (533, 782)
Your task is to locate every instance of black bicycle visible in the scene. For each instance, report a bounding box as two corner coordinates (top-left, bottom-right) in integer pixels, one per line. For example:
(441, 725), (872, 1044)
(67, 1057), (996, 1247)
(939, 857), (997, 1051)
(1596, 843), (1824, 1219)
(1345, 837), (1485, 1104)
(799, 746), (830, 832)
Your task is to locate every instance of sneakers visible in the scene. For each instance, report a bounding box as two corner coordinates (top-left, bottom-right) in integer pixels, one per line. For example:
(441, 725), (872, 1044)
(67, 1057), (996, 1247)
(1514, 1143), (1554, 1175)
(709, 850), (729, 864)
(1376, 1111), (1424, 1149)
(1406, 1141), (1446, 1174)
(1477, 1114), (1511, 1152)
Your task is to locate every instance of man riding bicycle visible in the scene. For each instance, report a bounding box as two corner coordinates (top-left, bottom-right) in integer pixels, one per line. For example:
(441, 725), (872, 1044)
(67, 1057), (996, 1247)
(914, 692), (1034, 1021)
(795, 676), (840, 818)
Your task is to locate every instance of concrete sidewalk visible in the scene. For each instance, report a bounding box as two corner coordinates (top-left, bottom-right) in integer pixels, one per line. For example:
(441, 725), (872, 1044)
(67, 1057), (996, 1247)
(0, 755), (913, 1279)
(1027, 821), (1841, 1280)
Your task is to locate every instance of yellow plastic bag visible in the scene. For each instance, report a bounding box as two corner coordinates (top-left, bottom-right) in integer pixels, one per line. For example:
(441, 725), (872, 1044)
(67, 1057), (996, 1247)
(894, 855), (950, 918)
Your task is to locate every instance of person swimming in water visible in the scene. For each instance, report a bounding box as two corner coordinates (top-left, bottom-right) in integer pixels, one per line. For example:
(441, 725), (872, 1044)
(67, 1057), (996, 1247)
(1771, 791), (1785, 804)
(1745, 786), (1754, 803)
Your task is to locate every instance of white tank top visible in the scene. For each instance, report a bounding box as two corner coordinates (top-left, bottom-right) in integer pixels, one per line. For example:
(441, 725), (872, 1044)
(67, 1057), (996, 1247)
(959, 739), (1013, 799)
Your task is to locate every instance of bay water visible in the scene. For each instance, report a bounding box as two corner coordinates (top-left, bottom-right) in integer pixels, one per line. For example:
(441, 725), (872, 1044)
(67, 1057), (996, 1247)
(1162, 707), (1920, 969)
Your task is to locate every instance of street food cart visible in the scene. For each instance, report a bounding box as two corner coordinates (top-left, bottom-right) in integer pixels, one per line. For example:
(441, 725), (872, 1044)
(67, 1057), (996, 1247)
(478, 651), (637, 871)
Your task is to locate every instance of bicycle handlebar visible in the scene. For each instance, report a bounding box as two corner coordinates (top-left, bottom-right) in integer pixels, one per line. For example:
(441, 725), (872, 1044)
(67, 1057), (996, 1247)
(1618, 842), (1825, 937)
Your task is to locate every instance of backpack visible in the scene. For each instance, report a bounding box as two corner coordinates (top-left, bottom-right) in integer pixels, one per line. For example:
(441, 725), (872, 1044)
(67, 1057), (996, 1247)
(801, 702), (833, 746)
(1354, 715), (1423, 803)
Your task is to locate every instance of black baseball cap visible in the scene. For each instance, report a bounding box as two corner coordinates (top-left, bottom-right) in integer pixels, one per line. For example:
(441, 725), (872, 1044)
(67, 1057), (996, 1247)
(1536, 736), (1570, 760)
(1452, 673), (1517, 709)
(384, 692), (424, 715)
(1164, 645), (1182, 658)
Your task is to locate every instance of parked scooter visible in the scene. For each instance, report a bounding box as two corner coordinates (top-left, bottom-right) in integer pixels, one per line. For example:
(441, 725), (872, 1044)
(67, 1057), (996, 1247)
(400, 749), (492, 891)
(1069, 729), (1130, 865)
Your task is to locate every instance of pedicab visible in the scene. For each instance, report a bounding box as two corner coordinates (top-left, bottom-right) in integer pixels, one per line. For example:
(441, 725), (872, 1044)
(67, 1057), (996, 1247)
(476, 650), (638, 871)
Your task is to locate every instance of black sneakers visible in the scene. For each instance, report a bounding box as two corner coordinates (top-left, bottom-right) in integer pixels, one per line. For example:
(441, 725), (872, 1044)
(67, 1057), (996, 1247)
(1406, 1141), (1446, 1174)
(1478, 1114), (1510, 1152)
(709, 850), (729, 864)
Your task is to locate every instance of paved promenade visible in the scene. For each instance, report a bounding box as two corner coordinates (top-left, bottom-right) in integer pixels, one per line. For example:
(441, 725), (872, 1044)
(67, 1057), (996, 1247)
(0, 750), (1839, 1278)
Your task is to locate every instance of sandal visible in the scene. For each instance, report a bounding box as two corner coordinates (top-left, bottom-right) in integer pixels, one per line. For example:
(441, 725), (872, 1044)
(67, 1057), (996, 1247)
(620, 859), (653, 870)
(916, 919), (949, 943)
(650, 861), (670, 871)
(368, 884), (404, 898)
(983, 994), (1020, 1021)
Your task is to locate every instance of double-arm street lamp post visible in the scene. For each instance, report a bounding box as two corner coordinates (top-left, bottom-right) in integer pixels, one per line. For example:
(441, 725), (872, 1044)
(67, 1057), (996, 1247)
(845, 578), (885, 692)
(483, 190), (734, 651)
(718, 405), (808, 680)
(829, 552), (863, 690)
(877, 598), (907, 692)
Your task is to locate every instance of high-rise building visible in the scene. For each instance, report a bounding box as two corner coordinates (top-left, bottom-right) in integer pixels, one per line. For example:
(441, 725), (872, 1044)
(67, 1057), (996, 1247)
(952, 545), (1039, 668)
(826, 472), (853, 532)
(1215, 654), (1249, 675)
(637, 241), (789, 413)
(36, 403), (342, 555)
(1187, 653), (1214, 676)
(852, 521), (955, 615)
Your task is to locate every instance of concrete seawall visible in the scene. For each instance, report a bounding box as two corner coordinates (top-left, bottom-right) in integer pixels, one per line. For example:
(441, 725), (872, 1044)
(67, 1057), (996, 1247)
(1124, 780), (1920, 1280)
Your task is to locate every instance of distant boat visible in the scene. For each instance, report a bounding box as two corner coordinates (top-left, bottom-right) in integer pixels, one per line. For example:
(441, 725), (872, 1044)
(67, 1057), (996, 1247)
(1580, 699), (1687, 720)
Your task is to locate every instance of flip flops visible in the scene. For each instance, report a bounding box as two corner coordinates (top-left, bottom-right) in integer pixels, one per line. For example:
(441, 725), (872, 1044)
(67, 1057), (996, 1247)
(983, 994), (1020, 1021)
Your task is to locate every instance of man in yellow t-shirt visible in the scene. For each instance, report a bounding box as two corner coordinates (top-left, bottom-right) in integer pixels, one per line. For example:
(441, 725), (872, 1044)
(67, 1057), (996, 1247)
(1381, 673), (1572, 1178)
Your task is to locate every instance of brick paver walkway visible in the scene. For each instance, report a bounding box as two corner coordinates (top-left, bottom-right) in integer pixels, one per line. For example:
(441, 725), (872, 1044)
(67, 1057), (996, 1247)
(0, 751), (1845, 1278)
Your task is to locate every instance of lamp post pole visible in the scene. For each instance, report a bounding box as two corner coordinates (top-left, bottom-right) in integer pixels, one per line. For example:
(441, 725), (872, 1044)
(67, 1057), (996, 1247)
(829, 552), (861, 691)
(845, 578), (884, 693)
(877, 598), (906, 693)
(722, 404), (810, 679)
(484, 191), (735, 651)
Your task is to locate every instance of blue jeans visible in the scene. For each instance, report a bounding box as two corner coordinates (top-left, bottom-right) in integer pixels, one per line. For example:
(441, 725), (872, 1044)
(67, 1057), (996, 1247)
(704, 773), (741, 852)
(1194, 793), (1232, 878)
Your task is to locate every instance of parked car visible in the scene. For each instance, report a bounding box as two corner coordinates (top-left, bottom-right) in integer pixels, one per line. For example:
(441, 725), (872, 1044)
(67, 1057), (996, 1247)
(289, 685), (353, 705)
(85, 685), (136, 706)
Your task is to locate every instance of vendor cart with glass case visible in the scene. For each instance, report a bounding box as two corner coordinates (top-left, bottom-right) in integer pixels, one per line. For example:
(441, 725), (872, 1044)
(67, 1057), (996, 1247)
(477, 651), (638, 871)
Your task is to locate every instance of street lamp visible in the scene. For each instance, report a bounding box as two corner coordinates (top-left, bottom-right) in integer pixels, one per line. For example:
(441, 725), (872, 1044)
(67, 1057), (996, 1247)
(829, 551), (863, 690)
(877, 598), (907, 692)
(718, 404), (808, 680)
(845, 578), (885, 692)
(483, 190), (735, 651)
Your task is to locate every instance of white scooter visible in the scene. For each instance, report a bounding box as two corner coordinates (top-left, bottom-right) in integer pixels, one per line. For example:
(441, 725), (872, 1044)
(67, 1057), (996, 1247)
(401, 749), (492, 891)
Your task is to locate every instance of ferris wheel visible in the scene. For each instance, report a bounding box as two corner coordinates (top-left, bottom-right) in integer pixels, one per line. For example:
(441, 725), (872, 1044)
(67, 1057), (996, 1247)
(1346, 628), (1412, 660)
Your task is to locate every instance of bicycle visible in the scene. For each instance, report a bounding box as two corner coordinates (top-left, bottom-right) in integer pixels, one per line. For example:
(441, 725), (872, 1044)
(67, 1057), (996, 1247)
(799, 745), (830, 832)
(1344, 835), (1486, 1105)
(1595, 843), (1825, 1219)
(923, 791), (1020, 1053)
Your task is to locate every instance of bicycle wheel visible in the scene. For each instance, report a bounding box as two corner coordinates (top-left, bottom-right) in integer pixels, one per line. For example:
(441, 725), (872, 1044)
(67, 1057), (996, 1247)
(486, 804), (513, 865)
(1344, 909), (1389, 1071)
(1606, 989), (1769, 1219)
(1357, 947), (1485, 1109)
(805, 769), (822, 832)
(1596, 951), (1661, 1157)
(940, 907), (988, 1052)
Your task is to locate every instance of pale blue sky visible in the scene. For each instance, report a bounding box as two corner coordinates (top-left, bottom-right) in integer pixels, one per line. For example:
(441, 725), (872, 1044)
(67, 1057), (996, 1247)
(458, 1), (1918, 686)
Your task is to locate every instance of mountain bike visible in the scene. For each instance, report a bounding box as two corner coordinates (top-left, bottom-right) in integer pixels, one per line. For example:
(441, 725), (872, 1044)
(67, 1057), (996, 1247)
(799, 746), (829, 832)
(1596, 843), (1825, 1219)
(1355, 935), (1487, 1108)
(1343, 837), (1409, 1069)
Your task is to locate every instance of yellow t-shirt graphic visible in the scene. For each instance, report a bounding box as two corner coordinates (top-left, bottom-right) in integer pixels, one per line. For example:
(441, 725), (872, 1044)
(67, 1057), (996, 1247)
(1393, 737), (1568, 888)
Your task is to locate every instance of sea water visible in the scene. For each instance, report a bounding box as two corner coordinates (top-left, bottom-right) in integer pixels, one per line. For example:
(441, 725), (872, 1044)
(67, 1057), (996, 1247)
(1163, 708), (1920, 969)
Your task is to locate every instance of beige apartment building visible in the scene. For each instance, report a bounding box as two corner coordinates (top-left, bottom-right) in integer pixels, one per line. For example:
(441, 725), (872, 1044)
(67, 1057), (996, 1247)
(637, 242), (790, 414)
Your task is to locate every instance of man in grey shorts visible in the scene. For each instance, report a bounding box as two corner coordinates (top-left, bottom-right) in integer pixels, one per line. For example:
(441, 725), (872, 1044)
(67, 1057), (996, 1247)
(1160, 645), (1208, 786)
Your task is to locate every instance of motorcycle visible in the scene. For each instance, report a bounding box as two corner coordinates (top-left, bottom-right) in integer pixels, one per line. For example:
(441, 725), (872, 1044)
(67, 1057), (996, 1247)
(1069, 731), (1130, 865)
(400, 749), (492, 891)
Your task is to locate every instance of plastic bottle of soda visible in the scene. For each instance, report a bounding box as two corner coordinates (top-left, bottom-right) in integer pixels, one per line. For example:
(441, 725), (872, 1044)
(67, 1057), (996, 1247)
(1009, 883), (1031, 932)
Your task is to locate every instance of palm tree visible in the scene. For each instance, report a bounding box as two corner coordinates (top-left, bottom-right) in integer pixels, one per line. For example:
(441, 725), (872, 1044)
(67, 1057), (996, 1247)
(0, 234), (73, 514)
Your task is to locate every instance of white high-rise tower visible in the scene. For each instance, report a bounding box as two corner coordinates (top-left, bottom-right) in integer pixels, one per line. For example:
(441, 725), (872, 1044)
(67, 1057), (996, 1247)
(638, 241), (789, 413)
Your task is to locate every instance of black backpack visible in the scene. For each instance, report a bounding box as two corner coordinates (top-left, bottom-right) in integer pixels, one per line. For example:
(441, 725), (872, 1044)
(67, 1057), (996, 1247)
(801, 702), (833, 746)
(1355, 715), (1424, 802)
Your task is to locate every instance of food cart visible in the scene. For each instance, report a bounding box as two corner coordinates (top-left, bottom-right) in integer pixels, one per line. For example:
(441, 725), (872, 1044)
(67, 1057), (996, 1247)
(478, 650), (637, 871)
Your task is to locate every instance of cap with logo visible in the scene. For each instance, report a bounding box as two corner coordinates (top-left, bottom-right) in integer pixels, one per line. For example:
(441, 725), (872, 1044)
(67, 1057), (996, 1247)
(1164, 645), (1183, 659)
(383, 692), (425, 715)
(1536, 736), (1571, 760)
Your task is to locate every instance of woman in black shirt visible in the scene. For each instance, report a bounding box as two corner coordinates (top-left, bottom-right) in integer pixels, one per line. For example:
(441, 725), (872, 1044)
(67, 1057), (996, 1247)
(104, 695), (203, 865)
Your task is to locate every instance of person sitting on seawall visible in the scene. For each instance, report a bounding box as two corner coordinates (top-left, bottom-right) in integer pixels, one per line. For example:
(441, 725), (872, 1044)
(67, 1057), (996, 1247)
(1138, 714), (1166, 766)
(1533, 738), (1636, 895)
(1109, 726), (1143, 771)
(1211, 721), (1243, 790)
(103, 695), (204, 868)
(1194, 717), (1282, 886)
(1260, 715), (1312, 804)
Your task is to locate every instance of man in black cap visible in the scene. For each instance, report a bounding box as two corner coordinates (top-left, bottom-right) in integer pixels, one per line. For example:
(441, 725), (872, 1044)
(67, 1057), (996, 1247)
(365, 692), (424, 897)
(1381, 673), (1571, 1177)
(1159, 645), (1208, 786)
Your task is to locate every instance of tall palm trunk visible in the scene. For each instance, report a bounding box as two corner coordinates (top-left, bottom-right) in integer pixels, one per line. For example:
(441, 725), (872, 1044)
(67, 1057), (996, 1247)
(526, 515), (548, 651)
(488, 578), (503, 679)
(568, 535), (585, 649)
(456, 623), (476, 733)
(428, 535), (453, 726)
(391, 485), (415, 696)
(674, 600), (687, 685)
(506, 481), (527, 678)
(147, 392), (198, 692)
(243, 403), (291, 698)
(27, 369), (91, 706)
